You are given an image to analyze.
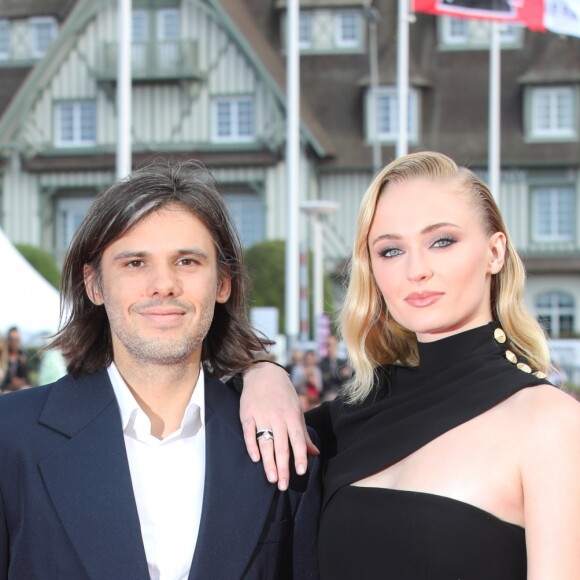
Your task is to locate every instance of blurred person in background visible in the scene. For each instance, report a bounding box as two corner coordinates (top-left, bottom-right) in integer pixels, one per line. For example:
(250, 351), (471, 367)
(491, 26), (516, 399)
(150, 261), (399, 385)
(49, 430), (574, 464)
(0, 326), (30, 393)
(318, 335), (352, 401)
(290, 349), (323, 411)
(0, 333), (7, 386)
(286, 348), (305, 386)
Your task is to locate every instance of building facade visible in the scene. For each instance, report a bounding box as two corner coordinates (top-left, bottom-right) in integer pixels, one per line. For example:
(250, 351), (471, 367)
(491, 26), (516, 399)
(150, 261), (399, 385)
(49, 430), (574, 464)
(0, 0), (579, 373)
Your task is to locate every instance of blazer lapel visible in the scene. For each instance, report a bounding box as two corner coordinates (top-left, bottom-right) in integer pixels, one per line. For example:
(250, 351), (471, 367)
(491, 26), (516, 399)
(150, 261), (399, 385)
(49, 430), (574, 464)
(189, 377), (277, 579)
(38, 371), (149, 579)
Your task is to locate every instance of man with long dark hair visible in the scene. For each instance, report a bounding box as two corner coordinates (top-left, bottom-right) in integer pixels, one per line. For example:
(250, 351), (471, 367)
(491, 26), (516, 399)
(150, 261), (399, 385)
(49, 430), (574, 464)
(0, 161), (320, 579)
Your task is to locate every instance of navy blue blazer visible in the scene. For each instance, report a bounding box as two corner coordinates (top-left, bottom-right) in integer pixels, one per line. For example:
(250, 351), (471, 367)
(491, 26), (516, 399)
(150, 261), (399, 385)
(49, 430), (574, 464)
(0, 370), (320, 579)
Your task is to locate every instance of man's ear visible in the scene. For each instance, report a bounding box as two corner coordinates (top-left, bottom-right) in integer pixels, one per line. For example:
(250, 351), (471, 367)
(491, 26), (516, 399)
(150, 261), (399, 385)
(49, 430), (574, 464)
(216, 274), (232, 304)
(83, 264), (104, 305)
(488, 231), (507, 275)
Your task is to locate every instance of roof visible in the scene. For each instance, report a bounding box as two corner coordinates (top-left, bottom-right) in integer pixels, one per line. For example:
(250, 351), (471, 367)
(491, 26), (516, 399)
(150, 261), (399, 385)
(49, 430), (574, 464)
(0, 0), (77, 20)
(518, 34), (580, 84)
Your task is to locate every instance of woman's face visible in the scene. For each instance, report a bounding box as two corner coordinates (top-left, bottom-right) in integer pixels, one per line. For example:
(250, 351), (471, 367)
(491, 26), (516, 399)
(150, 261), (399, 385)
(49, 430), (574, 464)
(368, 178), (505, 343)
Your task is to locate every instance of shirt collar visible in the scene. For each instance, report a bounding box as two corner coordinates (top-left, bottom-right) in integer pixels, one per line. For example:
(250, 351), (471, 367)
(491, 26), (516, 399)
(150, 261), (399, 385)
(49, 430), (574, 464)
(107, 362), (205, 441)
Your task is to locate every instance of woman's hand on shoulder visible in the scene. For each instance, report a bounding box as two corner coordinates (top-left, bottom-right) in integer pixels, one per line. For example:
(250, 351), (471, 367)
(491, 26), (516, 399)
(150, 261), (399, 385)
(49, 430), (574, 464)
(519, 385), (580, 579)
(240, 362), (319, 491)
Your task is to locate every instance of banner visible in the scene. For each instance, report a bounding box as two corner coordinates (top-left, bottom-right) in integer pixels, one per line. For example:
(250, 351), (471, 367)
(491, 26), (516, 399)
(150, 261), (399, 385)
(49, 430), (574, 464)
(413, 0), (580, 36)
(544, 0), (580, 37)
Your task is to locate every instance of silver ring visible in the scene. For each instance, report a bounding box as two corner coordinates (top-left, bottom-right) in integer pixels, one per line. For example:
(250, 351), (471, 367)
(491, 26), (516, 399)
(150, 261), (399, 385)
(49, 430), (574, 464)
(256, 428), (274, 442)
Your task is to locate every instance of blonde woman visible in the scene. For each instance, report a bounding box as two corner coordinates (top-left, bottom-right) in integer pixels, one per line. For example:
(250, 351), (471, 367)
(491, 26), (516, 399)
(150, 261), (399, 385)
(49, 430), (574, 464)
(240, 152), (580, 579)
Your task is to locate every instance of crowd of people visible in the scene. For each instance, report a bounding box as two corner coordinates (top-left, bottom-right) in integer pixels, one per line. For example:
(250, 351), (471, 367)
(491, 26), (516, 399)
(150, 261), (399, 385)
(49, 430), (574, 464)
(285, 335), (353, 410)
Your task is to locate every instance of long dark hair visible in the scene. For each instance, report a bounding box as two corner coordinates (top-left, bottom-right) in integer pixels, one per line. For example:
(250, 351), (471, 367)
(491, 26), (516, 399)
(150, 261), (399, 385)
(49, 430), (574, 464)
(52, 160), (270, 377)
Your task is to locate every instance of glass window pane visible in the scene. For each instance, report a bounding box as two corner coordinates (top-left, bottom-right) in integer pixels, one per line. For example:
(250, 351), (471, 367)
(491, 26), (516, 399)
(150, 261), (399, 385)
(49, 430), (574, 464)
(538, 315), (553, 337)
(560, 315), (574, 334)
(532, 87), (574, 136)
(30, 18), (57, 57)
(449, 18), (468, 39)
(299, 13), (312, 47)
(132, 11), (149, 41)
(222, 191), (265, 247)
(59, 104), (74, 142)
(159, 9), (179, 40)
(216, 101), (231, 137)
(79, 102), (96, 142)
(237, 100), (254, 138)
(536, 292), (575, 338)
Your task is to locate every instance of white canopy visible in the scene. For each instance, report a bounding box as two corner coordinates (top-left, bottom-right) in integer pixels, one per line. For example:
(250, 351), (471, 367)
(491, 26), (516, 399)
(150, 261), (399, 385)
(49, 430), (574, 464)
(0, 228), (61, 343)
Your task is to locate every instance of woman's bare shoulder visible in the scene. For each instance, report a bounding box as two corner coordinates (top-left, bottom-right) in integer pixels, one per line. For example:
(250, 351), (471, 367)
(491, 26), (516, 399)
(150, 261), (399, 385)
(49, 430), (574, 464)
(509, 384), (580, 452)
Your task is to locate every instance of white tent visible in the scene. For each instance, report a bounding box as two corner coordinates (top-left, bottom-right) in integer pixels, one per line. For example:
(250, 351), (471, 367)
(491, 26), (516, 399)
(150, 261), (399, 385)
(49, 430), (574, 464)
(0, 228), (61, 343)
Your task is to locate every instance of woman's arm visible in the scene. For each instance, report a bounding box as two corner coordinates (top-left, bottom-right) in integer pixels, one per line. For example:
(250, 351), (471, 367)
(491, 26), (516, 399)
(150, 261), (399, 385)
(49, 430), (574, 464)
(241, 362), (319, 491)
(522, 386), (580, 579)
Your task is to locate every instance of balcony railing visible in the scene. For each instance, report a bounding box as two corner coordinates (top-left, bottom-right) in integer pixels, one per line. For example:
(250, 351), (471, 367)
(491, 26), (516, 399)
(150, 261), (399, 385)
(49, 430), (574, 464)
(96, 40), (202, 82)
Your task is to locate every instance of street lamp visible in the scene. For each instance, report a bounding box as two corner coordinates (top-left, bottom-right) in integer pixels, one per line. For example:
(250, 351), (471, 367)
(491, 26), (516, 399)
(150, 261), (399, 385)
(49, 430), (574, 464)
(300, 200), (339, 339)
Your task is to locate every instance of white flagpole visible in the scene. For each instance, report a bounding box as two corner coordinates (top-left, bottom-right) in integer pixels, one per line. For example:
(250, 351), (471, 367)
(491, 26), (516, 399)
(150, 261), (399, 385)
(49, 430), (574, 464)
(116, 0), (132, 180)
(285, 0), (300, 347)
(488, 22), (500, 201)
(397, 0), (409, 158)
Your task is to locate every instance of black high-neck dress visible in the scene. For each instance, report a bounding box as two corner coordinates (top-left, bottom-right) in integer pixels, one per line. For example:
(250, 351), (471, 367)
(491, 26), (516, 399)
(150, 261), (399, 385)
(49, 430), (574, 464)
(306, 323), (551, 580)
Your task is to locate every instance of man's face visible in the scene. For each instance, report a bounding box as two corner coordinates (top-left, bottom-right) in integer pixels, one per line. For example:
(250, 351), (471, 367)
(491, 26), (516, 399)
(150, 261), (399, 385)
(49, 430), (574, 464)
(7, 330), (20, 354)
(84, 205), (231, 369)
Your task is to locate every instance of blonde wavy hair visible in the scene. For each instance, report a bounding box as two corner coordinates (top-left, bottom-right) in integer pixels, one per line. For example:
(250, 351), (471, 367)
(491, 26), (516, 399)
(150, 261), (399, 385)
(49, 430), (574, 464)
(339, 151), (551, 404)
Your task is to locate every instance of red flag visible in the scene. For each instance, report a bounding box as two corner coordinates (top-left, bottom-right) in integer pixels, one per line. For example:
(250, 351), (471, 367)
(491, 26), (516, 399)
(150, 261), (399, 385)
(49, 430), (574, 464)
(412, 0), (546, 31)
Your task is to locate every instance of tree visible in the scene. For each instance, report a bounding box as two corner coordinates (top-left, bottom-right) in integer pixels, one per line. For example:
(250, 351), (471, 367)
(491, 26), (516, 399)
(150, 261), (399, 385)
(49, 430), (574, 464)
(245, 239), (334, 335)
(15, 244), (61, 289)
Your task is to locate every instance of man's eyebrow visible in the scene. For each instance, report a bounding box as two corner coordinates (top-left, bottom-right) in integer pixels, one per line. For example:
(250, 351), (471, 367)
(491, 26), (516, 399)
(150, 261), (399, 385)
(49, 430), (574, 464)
(112, 248), (210, 261)
(370, 222), (460, 245)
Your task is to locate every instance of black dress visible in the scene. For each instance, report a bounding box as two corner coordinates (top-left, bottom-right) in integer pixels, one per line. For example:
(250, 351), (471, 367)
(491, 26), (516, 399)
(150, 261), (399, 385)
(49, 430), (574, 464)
(307, 322), (551, 580)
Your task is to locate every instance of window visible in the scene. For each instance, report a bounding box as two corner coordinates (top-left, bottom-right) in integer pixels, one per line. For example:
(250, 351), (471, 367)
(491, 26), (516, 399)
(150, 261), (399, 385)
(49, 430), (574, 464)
(54, 100), (97, 147)
(29, 17), (57, 58)
(55, 197), (95, 262)
(132, 8), (180, 73)
(156, 8), (180, 68)
(441, 17), (469, 45)
(222, 191), (265, 248)
(0, 20), (10, 60)
(299, 12), (313, 49)
(536, 291), (575, 338)
(529, 86), (576, 139)
(369, 87), (419, 142)
(335, 10), (361, 48)
(498, 23), (520, 43)
(531, 186), (575, 242)
(440, 17), (522, 48)
(212, 96), (255, 142)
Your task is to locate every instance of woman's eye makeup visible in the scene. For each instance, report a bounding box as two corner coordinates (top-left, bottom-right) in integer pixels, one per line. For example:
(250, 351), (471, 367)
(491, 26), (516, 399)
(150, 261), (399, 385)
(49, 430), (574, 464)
(377, 235), (457, 258)
(379, 247), (403, 258)
(430, 236), (457, 249)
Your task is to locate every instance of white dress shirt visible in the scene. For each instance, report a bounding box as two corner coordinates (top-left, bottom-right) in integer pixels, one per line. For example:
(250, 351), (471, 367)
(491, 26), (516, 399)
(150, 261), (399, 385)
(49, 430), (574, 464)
(108, 363), (206, 580)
